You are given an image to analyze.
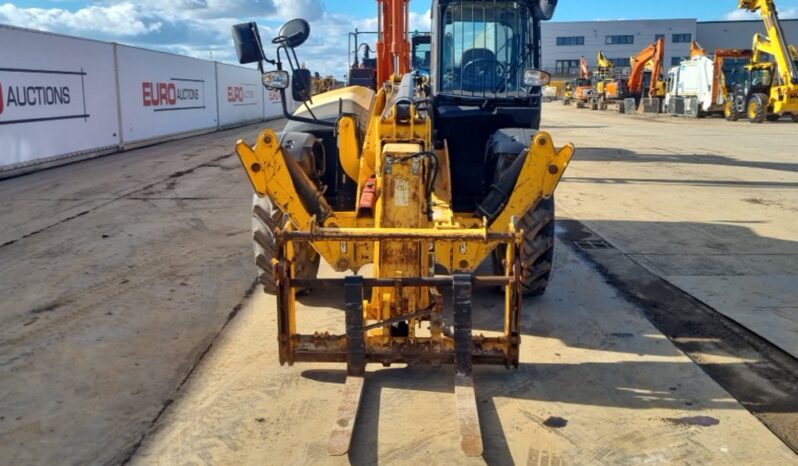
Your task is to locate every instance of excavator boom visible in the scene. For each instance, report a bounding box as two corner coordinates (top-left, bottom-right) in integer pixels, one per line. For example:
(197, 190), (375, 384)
(691, 40), (707, 58)
(597, 51), (614, 69)
(580, 56), (592, 79)
(627, 37), (665, 97)
(376, 0), (411, 83)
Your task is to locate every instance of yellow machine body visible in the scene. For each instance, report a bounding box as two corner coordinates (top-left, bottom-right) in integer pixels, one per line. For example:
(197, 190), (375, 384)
(740, 0), (798, 118)
(236, 75), (574, 368)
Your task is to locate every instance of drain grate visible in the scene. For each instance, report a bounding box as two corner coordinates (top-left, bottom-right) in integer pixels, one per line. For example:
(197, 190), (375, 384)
(573, 239), (612, 250)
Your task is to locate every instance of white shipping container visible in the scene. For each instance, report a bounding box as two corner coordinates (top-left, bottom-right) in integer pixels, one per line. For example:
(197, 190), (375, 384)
(0, 25), (120, 171)
(116, 45), (218, 145)
(216, 63), (264, 128)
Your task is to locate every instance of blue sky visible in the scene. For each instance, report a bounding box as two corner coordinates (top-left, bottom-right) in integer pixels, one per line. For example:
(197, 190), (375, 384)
(2, 0), (797, 76)
(8, 0), (798, 21)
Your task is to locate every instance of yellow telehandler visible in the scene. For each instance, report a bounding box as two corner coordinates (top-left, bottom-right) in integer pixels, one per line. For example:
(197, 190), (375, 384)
(726, 0), (798, 122)
(231, 0), (573, 456)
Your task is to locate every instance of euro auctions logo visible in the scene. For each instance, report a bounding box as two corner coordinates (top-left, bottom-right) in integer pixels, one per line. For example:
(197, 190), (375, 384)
(0, 68), (88, 125)
(142, 78), (205, 112)
(227, 83), (257, 106)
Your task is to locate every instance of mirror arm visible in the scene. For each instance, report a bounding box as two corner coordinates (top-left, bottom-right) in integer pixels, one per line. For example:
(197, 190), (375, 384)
(249, 23), (275, 72)
(273, 47), (334, 128)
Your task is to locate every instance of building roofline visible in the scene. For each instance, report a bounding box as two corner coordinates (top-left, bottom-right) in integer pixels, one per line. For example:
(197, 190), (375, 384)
(698, 18), (798, 24)
(547, 18), (697, 25)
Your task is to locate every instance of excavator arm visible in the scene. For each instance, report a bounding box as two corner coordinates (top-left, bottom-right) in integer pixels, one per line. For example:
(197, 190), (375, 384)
(627, 37), (665, 97)
(691, 41), (707, 58)
(376, 0), (411, 83)
(579, 56), (592, 79)
(597, 51), (614, 69)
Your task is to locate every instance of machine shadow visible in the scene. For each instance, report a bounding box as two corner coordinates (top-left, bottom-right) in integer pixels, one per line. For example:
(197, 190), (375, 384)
(572, 146), (798, 175)
(302, 357), (748, 465)
(299, 215), (798, 361)
(295, 216), (798, 462)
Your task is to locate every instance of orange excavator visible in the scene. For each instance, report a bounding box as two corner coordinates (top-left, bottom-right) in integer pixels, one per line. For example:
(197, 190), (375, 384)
(376, 0), (411, 84)
(571, 56), (594, 107)
(593, 37), (666, 113)
(629, 36), (666, 108)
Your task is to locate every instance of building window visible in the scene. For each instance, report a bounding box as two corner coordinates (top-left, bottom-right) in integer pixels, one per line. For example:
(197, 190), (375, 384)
(556, 36), (584, 46)
(672, 33), (692, 43)
(606, 35), (634, 45)
(610, 57), (631, 67)
(555, 59), (581, 75)
(655, 34), (665, 42)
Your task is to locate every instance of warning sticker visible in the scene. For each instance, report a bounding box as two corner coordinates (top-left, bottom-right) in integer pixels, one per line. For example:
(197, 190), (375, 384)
(394, 177), (410, 207)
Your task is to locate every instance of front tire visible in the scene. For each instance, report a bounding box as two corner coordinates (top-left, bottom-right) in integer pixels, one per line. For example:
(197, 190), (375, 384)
(492, 197), (555, 297)
(252, 195), (320, 294)
(747, 94), (768, 123)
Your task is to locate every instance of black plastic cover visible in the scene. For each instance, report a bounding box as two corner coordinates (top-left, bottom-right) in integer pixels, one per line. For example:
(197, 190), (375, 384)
(231, 22), (265, 65)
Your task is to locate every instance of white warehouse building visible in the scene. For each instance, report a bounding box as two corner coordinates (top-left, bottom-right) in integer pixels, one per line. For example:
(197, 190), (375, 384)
(541, 18), (798, 77)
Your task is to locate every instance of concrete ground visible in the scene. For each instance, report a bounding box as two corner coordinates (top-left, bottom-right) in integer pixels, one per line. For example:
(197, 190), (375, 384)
(1, 104), (797, 465)
(0, 126), (263, 465)
(547, 103), (798, 361)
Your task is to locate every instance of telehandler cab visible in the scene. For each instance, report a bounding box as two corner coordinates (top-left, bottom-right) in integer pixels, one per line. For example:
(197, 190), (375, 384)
(231, 0), (573, 456)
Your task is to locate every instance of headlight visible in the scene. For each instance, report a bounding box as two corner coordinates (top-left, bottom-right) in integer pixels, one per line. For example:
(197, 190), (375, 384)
(262, 70), (289, 89)
(523, 69), (551, 87)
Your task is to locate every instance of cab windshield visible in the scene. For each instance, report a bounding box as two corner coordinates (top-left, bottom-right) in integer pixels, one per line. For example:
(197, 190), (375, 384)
(750, 68), (772, 88)
(441, 1), (533, 97)
(412, 38), (432, 74)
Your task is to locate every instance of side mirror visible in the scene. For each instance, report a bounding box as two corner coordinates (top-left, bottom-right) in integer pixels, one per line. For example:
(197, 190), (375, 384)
(232, 22), (266, 64)
(535, 0), (558, 21)
(263, 70), (290, 90)
(524, 69), (551, 87)
(273, 19), (311, 48)
(292, 69), (312, 102)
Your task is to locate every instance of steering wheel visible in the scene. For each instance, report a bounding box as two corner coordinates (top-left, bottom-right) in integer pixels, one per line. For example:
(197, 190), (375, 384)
(462, 57), (503, 80)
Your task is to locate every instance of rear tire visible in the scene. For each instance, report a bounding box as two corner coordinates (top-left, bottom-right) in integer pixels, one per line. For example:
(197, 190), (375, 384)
(747, 94), (768, 123)
(252, 195), (320, 294)
(724, 101), (739, 121)
(492, 197), (555, 297)
(766, 114), (781, 122)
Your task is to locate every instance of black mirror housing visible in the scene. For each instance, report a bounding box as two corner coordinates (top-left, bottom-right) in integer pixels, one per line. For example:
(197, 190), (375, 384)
(274, 19), (311, 48)
(535, 0), (558, 20)
(292, 69), (312, 103)
(232, 22), (266, 64)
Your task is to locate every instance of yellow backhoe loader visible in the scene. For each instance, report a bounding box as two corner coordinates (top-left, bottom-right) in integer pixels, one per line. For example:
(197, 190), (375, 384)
(725, 0), (798, 122)
(231, 0), (573, 456)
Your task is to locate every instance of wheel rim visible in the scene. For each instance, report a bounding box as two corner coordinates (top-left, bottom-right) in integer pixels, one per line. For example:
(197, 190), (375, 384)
(725, 102), (732, 117)
(748, 101), (758, 120)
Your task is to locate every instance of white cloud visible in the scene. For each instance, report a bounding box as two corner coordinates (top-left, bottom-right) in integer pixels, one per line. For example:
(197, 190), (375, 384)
(724, 7), (798, 20)
(0, 1), (434, 77)
(723, 9), (759, 21)
(273, 0), (325, 22)
(0, 2), (161, 36)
